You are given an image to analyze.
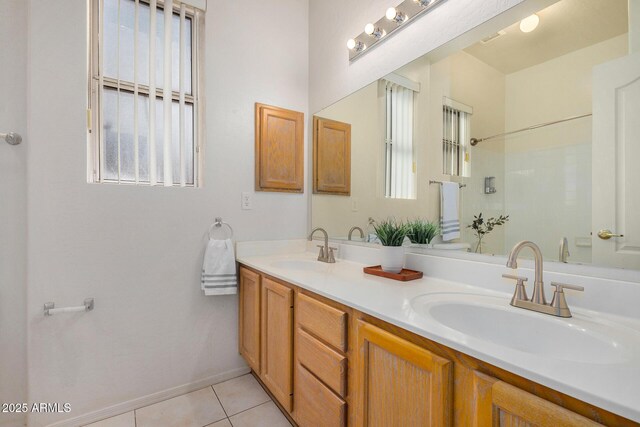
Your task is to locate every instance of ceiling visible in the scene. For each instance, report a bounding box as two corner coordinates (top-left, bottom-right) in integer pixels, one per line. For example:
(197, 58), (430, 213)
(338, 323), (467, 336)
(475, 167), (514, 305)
(463, 0), (628, 74)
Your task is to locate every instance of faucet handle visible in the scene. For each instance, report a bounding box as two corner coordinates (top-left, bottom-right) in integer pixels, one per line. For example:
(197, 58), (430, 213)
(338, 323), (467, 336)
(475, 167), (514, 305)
(502, 274), (529, 304)
(550, 282), (584, 318)
(316, 245), (326, 261)
(328, 247), (338, 263)
(502, 274), (528, 283)
(550, 282), (584, 293)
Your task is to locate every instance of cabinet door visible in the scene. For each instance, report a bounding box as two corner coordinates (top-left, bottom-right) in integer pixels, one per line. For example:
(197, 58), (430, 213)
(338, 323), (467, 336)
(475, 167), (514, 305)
(471, 371), (603, 426)
(255, 103), (304, 193)
(260, 277), (294, 412)
(313, 116), (351, 195)
(355, 320), (452, 427)
(238, 267), (261, 373)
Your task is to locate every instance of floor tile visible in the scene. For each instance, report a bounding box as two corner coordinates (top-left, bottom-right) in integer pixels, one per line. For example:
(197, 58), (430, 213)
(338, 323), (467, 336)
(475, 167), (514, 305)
(84, 411), (135, 427)
(212, 374), (270, 416)
(205, 419), (233, 427)
(229, 401), (291, 427)
(135, 387), (226, 427)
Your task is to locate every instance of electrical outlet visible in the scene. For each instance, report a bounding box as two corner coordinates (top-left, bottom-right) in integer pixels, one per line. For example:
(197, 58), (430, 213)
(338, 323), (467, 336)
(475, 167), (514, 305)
(241, 192), (253, 210)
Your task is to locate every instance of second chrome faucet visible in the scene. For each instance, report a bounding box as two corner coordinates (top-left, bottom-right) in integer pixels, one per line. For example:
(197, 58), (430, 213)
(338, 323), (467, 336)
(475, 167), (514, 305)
(308, 227), (336, 263)
(503, 240), (583, 318)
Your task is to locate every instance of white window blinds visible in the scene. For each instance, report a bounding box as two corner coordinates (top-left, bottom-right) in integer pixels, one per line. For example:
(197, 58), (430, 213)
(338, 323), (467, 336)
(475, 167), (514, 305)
(384, 81), (416, 199)
(442, 99), (471, 177)
(90, 0), (204, 187)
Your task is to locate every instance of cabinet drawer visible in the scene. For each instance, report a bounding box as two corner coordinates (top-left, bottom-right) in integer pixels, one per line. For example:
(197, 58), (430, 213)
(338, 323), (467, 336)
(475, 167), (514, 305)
(297, 293), (347, 352)
(297, 328), (347, 398)
(295, 362), (346, 427)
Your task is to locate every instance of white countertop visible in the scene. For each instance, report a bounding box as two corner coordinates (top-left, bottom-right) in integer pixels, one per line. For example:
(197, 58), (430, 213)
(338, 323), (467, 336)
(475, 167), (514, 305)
(237, 244), (640, 423)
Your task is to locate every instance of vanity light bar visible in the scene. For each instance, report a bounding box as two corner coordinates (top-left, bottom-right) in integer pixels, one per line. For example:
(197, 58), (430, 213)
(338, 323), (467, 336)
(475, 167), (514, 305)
(347, 0), (447, 62)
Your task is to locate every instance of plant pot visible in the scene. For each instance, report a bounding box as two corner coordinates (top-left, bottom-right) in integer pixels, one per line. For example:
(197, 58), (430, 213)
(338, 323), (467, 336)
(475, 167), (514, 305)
(380, 246), (405, 273)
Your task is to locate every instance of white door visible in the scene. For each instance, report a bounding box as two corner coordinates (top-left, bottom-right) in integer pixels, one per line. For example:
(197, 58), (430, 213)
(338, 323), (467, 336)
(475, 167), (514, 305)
(592, 52), (640, 269)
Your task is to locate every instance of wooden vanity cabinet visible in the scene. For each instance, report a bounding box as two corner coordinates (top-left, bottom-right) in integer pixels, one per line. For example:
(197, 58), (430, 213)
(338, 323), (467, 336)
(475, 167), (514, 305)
(471, 371), (603, 427)
(238, 264), (638, 427)
(294, 293), (349, 427)
(354, 320), (452, 427)
(238, 267), (295, 413)
(238, 267), (261, 373)
(260, 277), (294, 411)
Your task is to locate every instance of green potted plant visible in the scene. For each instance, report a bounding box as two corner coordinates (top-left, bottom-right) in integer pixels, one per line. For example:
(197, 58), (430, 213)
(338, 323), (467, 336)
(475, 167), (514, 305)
(467, 213), (509, 253)
(373, 218), (410, 273)
(407, 219), (439, 248)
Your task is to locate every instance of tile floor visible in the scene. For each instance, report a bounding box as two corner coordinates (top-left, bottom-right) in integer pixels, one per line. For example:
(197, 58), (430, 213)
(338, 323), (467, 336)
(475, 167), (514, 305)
(85, 374), (292, 427)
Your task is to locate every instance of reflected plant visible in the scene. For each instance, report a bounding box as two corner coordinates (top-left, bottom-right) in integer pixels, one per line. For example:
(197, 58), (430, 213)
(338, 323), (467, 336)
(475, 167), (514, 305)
(407, 219), (439, 245)
(467, 213), (509, 253)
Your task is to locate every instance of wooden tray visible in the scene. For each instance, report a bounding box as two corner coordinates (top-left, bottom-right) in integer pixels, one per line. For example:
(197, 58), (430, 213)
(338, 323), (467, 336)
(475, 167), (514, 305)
(363, 265), (423, 281)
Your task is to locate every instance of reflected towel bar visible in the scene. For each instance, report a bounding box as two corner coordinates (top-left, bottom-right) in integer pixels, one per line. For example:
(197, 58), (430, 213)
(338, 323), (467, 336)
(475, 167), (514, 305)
(430, 180), (466, 188)
(470, 113), (592, 146)
(44, 298), (94, 316)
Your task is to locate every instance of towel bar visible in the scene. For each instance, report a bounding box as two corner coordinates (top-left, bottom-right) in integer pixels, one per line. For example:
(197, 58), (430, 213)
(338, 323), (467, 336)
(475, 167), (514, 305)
(44, 298), (94, 316)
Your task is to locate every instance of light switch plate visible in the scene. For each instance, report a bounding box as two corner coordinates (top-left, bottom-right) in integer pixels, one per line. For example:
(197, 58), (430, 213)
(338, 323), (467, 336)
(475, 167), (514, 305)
(241, 192), (253, 210)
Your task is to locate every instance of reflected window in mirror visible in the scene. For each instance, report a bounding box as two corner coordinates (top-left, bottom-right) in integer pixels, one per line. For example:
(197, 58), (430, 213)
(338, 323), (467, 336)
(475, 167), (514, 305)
(384, 81), (417, 199)
(442, 98), (472, 177)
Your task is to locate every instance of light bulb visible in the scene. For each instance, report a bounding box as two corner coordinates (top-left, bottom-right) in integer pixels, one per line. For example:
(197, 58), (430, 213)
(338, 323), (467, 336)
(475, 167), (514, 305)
(386, 7), (397, 20)
(347, 39), (356, 50)
(365, 23), (375, 35)
(519, 14), (539, 33)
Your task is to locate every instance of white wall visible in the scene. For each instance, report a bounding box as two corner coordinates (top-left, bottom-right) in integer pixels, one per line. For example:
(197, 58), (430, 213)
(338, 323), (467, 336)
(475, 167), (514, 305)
(0, 0), (28, 426)
(25, 0), (309, 425)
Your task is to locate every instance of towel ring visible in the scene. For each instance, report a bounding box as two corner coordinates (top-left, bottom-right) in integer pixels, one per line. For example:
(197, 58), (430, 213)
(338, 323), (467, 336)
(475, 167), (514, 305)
(208, 217), (234, 240)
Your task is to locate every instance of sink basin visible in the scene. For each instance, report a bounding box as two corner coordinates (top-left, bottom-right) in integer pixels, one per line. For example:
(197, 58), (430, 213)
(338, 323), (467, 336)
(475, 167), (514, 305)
(269, 259), (328, 272)
(410, 293), (636, 364)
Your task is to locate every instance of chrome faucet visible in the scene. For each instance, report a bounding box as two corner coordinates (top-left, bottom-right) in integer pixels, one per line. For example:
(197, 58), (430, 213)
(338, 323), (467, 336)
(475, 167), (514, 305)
(559, 237), (570, 263)
(308, 227), (336, 263)
(503, 240), (583, 318)
(506, 240), (546, 304)
(348, 226), (364, 241)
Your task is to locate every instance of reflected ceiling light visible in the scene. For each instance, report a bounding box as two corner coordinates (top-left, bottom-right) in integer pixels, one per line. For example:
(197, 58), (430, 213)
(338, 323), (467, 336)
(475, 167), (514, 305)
(386, 7), (405, 23)
(519, 14), (539, 33)
(364, 23), (386, 39)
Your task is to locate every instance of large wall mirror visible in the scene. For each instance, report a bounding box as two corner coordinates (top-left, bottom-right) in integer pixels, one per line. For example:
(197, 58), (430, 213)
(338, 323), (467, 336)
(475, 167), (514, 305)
(311, 0), (640, 271)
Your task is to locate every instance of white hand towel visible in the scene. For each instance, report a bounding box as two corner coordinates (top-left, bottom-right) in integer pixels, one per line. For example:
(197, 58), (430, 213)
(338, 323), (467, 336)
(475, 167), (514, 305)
(201, 238), (237, 296)
(440, 182), (460, 241)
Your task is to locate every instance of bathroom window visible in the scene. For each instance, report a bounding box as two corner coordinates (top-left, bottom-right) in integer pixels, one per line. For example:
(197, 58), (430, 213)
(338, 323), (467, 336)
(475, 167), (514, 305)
(442, 98), (471, 177)
(384, 80), (416, 199)
(88, 0), (205, 186)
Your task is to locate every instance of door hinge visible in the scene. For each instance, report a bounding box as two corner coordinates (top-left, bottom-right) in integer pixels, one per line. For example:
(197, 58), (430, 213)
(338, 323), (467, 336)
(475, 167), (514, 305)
(87, 109), (92, 132)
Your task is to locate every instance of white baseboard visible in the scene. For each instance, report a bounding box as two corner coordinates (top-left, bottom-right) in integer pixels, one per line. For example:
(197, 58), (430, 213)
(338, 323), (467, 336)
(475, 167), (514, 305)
(45, 366), (251, 427)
